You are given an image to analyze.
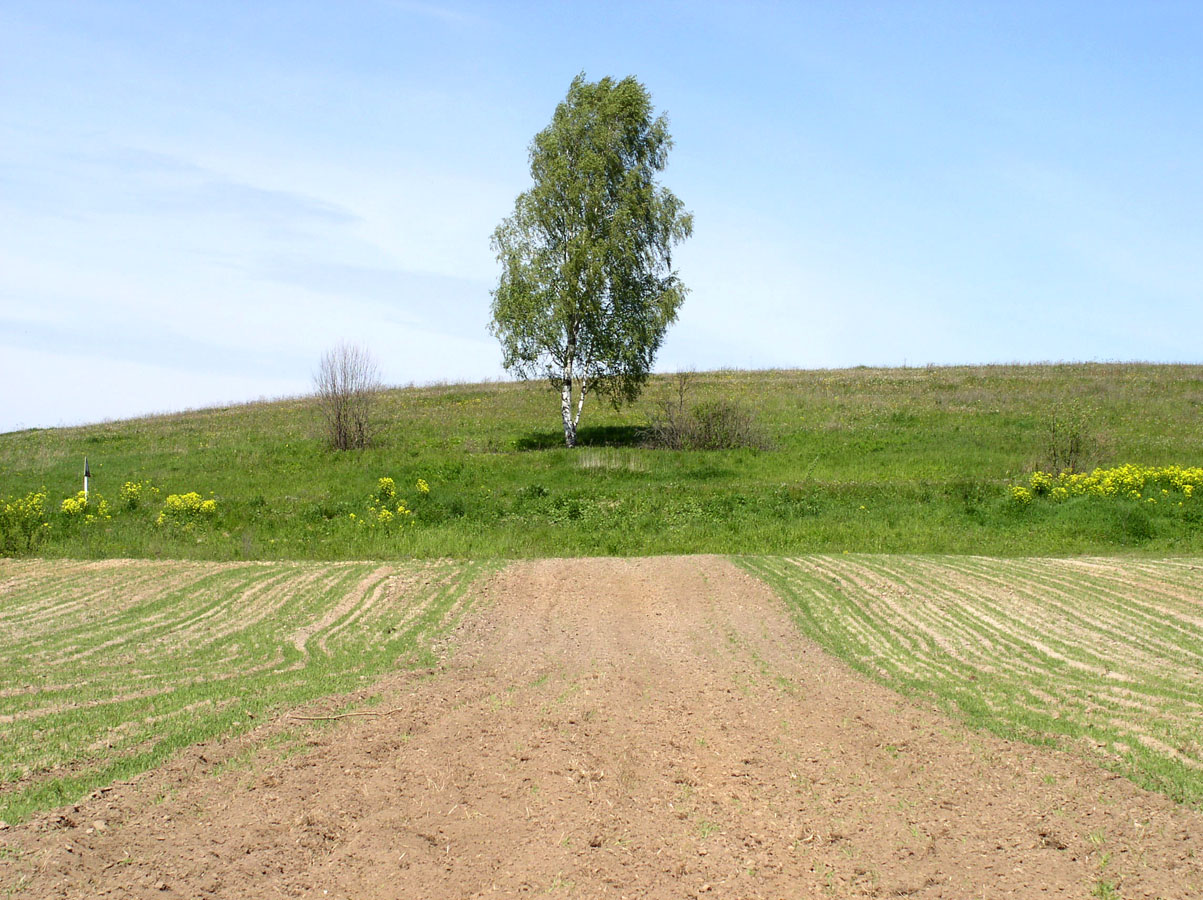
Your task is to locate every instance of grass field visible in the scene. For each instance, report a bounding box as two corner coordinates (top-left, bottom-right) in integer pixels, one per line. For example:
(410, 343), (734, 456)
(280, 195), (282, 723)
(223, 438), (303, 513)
(2, 363), (1203, 560)
(741, 554), (1203, 806)
(0, 558), (488, 824)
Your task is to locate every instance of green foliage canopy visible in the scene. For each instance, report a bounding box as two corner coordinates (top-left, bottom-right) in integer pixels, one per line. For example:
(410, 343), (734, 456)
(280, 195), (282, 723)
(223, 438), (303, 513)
(490, 73), (693, 447)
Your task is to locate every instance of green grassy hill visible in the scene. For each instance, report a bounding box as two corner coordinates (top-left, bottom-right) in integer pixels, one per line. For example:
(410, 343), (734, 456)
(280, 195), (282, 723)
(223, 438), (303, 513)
(3, 364), (1202, 559)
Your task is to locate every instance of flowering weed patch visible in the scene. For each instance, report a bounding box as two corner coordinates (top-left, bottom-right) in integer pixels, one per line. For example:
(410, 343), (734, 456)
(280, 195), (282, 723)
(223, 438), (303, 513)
(1022, 465), (1203, 505)
(156, 491), (218, 528)
(60, 490), (111, 524)
(119, 479), (158, 510)
(1009, 485), (1033, 505)
(0, 490), (49, 554)
(358, 477), (414, 528)
(350, 477), (437, 530)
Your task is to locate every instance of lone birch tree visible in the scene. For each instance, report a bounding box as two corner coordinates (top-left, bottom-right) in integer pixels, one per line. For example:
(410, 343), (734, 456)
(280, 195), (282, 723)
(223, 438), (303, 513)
(490, 74), (693, 448)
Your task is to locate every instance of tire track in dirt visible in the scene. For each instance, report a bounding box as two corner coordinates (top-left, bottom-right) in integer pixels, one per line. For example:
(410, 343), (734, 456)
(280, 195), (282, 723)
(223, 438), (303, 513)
(3, 556), (1201, 899)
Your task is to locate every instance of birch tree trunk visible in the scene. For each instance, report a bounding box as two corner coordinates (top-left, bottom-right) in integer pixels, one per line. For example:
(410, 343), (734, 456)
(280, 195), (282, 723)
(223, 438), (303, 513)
(560, 372), (577, 448)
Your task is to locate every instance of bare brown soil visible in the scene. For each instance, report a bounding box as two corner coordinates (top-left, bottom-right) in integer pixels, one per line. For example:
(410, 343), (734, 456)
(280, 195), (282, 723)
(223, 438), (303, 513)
(3, 556), (1202, 898)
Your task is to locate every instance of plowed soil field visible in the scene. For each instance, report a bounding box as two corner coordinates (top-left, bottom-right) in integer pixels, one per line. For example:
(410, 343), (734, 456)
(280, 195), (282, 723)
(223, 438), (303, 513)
(3, 556), (1202, 898)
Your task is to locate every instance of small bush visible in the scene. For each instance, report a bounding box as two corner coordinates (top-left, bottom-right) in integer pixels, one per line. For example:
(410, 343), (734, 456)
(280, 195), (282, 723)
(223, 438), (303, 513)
(1040, 401), (1097, 473)
(644, 373), (769, 450)
(687, 400), (767, 450)
(314, 343), (382, 451)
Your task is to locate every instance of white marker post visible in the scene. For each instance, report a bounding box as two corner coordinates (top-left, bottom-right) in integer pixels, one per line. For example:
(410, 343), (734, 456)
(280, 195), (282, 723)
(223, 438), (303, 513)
(84, 456), (90, 502)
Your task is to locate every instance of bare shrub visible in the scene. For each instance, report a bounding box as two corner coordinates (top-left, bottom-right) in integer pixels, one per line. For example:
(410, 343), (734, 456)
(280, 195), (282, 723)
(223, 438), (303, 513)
(644, 372), (769, 451)
(314, 343), (382, 450)
(644, 372), (694, 451)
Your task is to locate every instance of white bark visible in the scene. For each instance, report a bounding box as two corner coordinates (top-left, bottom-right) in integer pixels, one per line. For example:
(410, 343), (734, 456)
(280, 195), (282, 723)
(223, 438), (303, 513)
(558, 344), (590, 448)
(574, 376), (588, 432)
(561, 370), (577, 448)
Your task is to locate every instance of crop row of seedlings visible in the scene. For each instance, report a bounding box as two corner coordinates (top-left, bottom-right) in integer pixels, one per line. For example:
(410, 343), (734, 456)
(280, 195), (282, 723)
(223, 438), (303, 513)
(0, 558), (487, 823)
(742, 554), (1203, 805)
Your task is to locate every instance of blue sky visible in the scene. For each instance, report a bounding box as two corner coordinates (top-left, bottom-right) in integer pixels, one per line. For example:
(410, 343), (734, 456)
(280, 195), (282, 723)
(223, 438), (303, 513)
(2, 1), (1200, 432)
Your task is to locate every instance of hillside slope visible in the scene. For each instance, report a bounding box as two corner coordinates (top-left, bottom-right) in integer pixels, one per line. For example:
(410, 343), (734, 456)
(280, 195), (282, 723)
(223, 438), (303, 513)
(2, 364), (1202, 558)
